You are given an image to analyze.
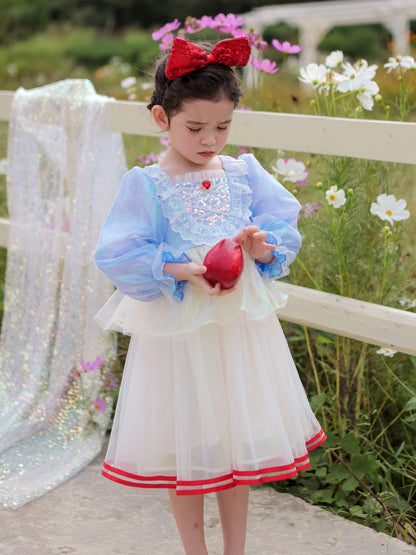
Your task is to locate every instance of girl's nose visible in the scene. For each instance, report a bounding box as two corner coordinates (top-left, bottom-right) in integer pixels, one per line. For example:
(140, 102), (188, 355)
(201, 132), (216, 146)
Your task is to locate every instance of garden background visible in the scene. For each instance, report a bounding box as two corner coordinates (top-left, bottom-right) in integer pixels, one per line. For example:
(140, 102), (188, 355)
(0, 0), (415, 544)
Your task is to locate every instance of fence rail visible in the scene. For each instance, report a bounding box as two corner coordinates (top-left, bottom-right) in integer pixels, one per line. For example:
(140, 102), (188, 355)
(1, 91), (415, 355)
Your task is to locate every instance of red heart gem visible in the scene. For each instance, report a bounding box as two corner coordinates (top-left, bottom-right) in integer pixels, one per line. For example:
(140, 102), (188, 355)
(203, 238), (244, 290)
(201, 180), (211, 190)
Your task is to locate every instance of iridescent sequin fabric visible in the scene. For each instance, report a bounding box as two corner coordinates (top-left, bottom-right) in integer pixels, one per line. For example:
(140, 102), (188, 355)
(0, 79), (126, 509)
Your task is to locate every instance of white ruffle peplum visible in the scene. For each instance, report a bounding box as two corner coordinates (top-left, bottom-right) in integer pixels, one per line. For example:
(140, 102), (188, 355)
(95, 247), (288, 337)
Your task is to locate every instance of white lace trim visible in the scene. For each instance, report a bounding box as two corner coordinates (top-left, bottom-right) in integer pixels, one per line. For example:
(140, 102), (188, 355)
(144, 157), (252, 245)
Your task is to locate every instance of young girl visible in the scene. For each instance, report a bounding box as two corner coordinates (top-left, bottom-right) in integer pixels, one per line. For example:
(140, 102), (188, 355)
(95, 36), (326, 554)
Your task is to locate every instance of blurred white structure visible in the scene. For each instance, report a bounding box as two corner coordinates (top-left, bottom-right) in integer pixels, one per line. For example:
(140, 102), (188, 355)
(244, 0), (416, 65)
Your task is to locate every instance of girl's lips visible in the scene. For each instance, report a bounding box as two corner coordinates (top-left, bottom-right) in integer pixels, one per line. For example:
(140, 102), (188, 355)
(198, 151), (215, 157)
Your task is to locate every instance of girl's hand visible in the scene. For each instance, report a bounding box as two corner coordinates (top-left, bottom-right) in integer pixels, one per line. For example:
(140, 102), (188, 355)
(233, 225), (275, 264)
(163, 262), (237, 296)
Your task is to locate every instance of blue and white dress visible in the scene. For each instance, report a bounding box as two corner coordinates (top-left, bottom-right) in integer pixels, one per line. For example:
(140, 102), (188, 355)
(94, 153), (326, 495)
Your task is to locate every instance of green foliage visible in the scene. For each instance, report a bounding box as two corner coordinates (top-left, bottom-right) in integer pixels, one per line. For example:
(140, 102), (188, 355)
(67, 30), (158, 69)
(318, 24), (391, 61)
(0, 0), (50, 44)
(0, 26), (158, 91)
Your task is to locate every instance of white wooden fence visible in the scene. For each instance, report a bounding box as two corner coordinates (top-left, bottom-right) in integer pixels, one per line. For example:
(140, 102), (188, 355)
(0, 90), (415, 355)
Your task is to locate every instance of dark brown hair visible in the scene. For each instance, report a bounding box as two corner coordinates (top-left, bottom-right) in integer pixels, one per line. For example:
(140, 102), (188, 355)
(147, 42), (244, 119)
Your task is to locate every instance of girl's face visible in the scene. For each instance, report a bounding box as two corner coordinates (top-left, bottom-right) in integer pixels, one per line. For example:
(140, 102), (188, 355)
(152, 96), (235, 171)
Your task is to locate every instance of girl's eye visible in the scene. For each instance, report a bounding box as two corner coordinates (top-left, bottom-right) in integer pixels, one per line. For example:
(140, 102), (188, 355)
(188, 128), (201, 133)
(217, 126), (228, 131)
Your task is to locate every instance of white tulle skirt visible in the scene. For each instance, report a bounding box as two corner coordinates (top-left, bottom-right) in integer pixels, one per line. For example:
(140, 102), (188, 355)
(98, 247), (326, 495)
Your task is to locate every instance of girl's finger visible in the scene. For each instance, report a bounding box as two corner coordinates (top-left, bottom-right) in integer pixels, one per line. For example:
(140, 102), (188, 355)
(253, 231), (268, 240)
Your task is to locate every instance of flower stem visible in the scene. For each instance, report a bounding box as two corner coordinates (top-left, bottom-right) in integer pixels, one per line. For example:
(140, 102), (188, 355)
(303, 326), (327, 430)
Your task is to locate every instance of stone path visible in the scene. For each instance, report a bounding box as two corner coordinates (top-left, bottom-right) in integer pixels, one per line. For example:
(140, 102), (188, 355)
(1, 444), (415, 555)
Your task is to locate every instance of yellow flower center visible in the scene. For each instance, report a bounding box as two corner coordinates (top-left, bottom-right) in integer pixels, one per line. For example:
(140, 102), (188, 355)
(330, 195), (335, 201)
(386, 210), (392, 215)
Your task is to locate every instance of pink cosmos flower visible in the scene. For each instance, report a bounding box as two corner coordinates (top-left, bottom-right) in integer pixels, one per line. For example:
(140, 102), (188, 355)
(104, 372), (119, 389)
(81, 356), (104, 372)
(247, 31), (268, 50)
(231, 27), (248, 38)
(152, 19), (181, 41)
(214, 13), (244, 34)
(184, 16), (202, 34)
(251, 58), (279, 74)
(160, 33), (174, 51)
(160, 137), (171, 147)
(93, 397), (107, 412)
(272, 39), (303, 54)
(199, 15), (217, 29)
(136, 152), (161, 166)
(299, 202), (321, 218)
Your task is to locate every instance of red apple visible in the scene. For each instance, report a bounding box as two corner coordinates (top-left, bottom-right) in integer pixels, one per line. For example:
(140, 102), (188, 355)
(203, 238), (244, 290)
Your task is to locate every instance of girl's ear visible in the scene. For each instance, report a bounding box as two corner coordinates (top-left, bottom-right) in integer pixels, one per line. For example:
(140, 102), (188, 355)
(151, 105), (169, 130)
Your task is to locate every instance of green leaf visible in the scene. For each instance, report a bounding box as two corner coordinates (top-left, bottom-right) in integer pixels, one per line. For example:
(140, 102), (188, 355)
(316, 466), (327, 478)
(315, 335), (335, 344)
(310, 393), (327, 411)
(403, 413), (416, 423)
(376, 520), (388, 532)
(395, 441), (405, 457)
(341, 476), (359, 493)
(333, 489), (350, 508)
(309, 488), (334, 504)
(383, 494), (410, 511)
(403, 396), (416, 411)
(351, 455), (380, 479)
(325, 462), (350, 484)
(323, 432), (338, 448)
(341, 433), (361, 455)
(349, 505), (367, 519)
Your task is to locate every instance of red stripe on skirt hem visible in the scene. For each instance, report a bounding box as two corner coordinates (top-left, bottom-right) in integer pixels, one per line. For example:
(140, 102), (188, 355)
(102, 428), (326, 494)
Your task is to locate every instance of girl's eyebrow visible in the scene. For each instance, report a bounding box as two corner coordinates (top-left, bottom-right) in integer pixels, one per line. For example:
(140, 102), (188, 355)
(186, 119), (233, 125)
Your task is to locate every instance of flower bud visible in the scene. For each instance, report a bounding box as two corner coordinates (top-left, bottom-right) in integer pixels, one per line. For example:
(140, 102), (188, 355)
(316, 181), (323, 189)
(292, 189), (298, 196)
(347, 188), (354, 195)
(310, 99), (316, 107)
(375, 94), (382, 102)
(384, 225), (390, 233)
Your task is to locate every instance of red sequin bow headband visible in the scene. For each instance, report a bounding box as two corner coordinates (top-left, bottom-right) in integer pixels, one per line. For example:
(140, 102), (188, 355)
(165, 37), (251, 80)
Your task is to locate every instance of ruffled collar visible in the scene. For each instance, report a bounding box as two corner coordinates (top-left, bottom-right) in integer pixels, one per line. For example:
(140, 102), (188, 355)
(144, 156), (252, 245)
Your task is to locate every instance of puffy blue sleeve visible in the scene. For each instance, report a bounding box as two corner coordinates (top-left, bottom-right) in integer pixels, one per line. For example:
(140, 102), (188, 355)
(242, 153), (302, 279)
(94, 167), (189, 302)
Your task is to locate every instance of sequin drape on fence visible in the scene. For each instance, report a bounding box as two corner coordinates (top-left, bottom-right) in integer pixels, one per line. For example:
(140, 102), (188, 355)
(0, 80), (126, 509)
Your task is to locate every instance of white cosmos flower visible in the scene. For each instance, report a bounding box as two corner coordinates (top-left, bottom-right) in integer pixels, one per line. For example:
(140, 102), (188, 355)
(299, 63), (328, 89)
(121, 76), (137, 89)
(272, 158), (308, 183)
(370, 194), (410, 225)
(325, 50), (344, 68)
(384, 55), (416, 72)
(356, 79), (380, 110)
(326, 185), (346, 208)
(376, 347), (397, 357)
(336, 59), (378, 93)
(399, 297), (416, 309)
